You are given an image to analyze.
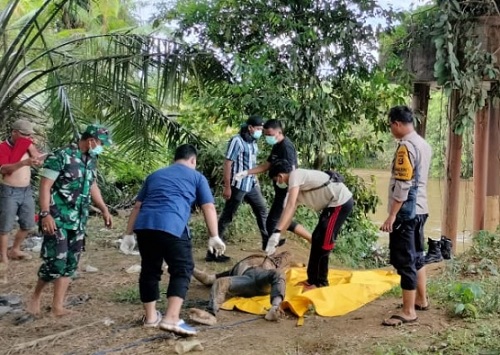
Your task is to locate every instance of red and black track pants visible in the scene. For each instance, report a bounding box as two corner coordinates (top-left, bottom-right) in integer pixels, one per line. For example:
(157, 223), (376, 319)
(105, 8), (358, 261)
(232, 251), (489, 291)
(306, 197), (354, 287)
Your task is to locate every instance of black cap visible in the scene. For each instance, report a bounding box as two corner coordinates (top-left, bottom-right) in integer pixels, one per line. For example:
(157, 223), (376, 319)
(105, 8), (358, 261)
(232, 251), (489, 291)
(246, 115), (264, 127)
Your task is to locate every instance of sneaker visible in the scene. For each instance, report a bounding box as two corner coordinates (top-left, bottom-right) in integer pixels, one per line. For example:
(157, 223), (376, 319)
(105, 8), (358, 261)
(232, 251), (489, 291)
(142, 310), (162, 328)
(159, 319), (197, 336)
(205, 251), (230, 263)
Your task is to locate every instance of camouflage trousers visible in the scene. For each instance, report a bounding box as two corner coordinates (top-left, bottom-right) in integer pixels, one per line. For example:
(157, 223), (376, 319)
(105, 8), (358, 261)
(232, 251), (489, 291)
(38, 229), (85, 282)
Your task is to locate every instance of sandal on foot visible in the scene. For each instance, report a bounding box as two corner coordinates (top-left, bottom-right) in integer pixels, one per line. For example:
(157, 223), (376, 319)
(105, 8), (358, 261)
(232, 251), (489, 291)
(382, 315), (418, 327)
(159, 319), (197, 336)
(415, 303), (430, 311)
(142, 310), (162, 328)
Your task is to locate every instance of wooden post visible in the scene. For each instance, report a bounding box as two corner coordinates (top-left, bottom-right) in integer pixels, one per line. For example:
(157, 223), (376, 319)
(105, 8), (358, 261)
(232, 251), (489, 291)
(442, 90), (463, 254)
(486, 97), (500, 231)
(412, 83), (430, 138)
(473, 103), (489, 231)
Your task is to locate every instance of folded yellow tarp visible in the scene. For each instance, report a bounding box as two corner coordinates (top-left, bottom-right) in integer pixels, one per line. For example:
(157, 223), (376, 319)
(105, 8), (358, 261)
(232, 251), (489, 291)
(221, 267), (400, 317)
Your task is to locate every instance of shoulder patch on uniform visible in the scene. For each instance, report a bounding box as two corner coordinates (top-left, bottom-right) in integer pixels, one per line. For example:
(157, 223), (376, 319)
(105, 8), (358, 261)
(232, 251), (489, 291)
(393, 144), (413, 181)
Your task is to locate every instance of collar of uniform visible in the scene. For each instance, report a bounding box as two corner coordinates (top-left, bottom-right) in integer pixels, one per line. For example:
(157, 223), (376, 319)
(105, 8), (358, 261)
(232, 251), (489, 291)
(400, 130), (417, 142)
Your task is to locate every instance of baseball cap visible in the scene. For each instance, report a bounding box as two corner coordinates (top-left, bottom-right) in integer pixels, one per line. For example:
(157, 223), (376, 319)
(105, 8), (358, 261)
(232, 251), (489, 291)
(246, 115), (264, 127)
(84, 124), (112, 146)
(12, 119), (35, 135)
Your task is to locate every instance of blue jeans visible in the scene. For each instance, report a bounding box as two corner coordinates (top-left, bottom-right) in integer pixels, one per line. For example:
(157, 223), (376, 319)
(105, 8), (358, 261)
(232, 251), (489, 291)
(218, 184), (268, 245)
(0, 184), (35, 233)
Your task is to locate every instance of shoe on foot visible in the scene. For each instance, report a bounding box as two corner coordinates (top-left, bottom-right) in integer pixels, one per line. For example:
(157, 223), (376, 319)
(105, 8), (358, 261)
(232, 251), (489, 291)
(159, 319), (197, 336)
(205, 251), (230, 263)
(142, 310), (162, 328)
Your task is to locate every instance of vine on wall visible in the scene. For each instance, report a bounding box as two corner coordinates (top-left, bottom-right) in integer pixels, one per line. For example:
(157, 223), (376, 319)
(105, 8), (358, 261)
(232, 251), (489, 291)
(432, 0), (499, 134)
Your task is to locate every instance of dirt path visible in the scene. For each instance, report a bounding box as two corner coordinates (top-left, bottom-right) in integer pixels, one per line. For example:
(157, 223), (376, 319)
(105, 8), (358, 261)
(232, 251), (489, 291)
(0, 219), (457, 355)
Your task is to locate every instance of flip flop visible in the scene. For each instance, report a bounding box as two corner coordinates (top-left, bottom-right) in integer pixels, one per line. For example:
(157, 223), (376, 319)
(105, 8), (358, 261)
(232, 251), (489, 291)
(382, 315), (418, 327)
(159, 319), (197, 336)
(415, 304), (430, 311)
(142, 310), (162, 328)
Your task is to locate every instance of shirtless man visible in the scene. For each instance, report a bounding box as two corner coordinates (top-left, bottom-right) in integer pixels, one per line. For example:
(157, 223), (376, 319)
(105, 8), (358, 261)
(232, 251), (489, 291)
(0, 120), (44, 279)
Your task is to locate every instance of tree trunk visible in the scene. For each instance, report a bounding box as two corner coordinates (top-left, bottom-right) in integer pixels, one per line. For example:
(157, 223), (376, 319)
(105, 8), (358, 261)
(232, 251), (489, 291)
(441, 90), (463, 255)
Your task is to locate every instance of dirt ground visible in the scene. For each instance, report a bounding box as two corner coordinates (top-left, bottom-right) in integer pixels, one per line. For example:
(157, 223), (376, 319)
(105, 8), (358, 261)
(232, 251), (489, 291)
(0, 217), (458, 355)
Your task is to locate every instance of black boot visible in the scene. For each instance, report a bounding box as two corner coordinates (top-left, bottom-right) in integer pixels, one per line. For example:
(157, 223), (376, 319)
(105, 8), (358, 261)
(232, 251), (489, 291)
(424, 238), (443, 264)
(440, 236), (453, 260)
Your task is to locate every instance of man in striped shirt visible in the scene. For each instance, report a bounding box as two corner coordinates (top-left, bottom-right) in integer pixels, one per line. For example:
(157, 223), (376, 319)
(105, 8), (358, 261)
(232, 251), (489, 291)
(207, 115), (268, 262)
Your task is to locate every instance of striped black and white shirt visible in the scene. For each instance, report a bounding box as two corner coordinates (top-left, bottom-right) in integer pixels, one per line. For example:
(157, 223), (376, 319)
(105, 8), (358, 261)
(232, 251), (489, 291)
(225, 134), (258, 192)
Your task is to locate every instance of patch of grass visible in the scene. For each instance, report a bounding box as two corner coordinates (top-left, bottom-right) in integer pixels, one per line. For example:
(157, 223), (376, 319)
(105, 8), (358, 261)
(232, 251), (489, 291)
(111, 286), (142, 304)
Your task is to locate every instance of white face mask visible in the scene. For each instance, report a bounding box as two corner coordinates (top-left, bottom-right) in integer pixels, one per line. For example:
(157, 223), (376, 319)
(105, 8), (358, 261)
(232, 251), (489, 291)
(252, 130), (262, 139)
(89, 144), (104, 157)
(276, 181), (288, 189)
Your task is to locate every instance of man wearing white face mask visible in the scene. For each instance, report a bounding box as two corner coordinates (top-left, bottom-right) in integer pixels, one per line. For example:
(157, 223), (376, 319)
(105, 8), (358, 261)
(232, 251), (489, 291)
(236, 119), (312, 250)
(27, 124), (112, 317)
(212, 115), (269, 259)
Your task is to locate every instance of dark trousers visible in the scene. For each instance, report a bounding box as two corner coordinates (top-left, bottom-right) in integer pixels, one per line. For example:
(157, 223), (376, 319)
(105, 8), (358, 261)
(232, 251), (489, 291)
(389, 214), (427, 290)
(307, 198), (354, 287)
(218, 185), (268, 243)
(209, 267), (285, 313)
(136, 229), (194, 303)
(266, 185), (298, 236)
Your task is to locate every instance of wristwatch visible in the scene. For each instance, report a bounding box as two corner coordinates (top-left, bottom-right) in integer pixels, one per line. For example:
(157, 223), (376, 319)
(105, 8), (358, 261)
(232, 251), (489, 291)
(39, 211), (50, 219)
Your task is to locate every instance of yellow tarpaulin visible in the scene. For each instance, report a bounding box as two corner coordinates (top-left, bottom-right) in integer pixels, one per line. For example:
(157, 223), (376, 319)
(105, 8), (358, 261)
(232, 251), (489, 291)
(221, 267), (400, 317)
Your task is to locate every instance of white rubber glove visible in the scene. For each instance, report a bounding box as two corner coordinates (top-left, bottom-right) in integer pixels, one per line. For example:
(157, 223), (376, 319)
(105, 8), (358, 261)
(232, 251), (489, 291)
(234, 170), (249, 182)
(120, 234), (136, 255)
(265, 233), (281, 256)
(208, 236), (226, 257)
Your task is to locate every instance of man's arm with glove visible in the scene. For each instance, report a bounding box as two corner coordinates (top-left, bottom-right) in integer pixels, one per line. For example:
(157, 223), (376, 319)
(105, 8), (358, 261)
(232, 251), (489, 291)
(121, 200), (141, 255)
(201, 202), (226, 255)
(265, 232), (281, 255)
(266, 186), (300, 255)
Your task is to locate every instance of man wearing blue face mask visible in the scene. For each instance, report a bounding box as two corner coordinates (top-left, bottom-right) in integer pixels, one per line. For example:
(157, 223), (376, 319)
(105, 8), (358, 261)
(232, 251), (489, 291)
(210, 115), (269, 260)
(236, 119), (312, 249)
(27, 124), (112, 317)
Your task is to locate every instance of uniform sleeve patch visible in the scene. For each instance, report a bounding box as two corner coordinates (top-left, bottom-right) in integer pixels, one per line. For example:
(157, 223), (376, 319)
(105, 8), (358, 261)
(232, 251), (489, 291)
(393, 144), (413, 181)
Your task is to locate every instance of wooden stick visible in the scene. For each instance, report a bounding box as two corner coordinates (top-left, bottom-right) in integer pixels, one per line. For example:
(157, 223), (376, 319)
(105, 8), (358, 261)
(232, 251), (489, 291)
(9, 320), (102, 352)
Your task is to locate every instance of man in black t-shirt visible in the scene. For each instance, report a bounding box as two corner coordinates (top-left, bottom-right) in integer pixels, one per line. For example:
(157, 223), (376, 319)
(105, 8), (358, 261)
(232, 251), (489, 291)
(235, 120), (311, 249)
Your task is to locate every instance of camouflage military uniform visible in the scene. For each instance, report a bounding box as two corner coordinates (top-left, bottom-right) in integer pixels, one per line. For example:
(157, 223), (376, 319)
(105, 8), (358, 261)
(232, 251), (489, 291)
(193, 251), (292, 314)
(38, 143), (98, 282)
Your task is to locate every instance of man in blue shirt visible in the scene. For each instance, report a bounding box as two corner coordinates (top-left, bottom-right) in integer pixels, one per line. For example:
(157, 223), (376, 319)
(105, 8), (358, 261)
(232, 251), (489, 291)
(211, 115), (268, 261)
(124, 144), (226, 337)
